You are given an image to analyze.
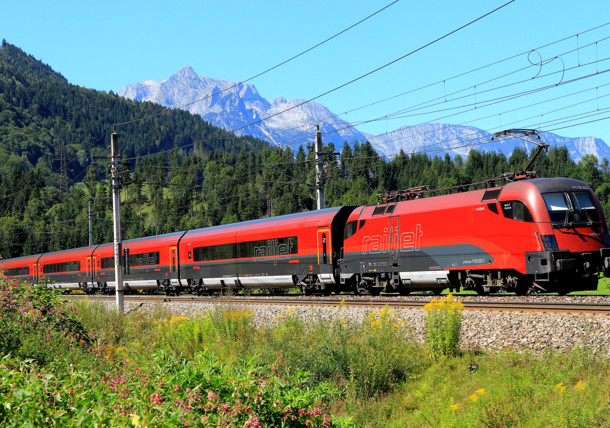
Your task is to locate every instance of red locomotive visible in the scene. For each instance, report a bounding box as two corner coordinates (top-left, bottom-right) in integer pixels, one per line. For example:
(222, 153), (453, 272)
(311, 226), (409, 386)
(340, 177), (610, 295)
(2, 177), (609, 296)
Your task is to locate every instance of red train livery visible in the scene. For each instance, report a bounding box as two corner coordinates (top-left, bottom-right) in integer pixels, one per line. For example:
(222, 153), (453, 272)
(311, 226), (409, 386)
(2, 178), (610, 295)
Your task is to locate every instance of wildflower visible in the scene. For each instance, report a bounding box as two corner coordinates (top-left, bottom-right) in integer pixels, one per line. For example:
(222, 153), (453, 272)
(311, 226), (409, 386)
(554, 382), (566, 394)
(207, 391), (218, 401)
(574, 380), (586, 391)
(450, 403), (460, 411)
(468, 394), (479, 402)
(474, 388), (486, 396)
(150, 393), (163, 405)
(131, 414), (142, 427)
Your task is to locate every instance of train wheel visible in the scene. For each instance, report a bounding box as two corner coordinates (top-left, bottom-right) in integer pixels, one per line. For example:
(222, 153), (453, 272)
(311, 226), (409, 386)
(355, 281), (368, 295)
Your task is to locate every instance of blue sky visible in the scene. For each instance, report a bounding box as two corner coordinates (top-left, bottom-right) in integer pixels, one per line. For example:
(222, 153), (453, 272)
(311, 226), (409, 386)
(2, 0), (609, 147)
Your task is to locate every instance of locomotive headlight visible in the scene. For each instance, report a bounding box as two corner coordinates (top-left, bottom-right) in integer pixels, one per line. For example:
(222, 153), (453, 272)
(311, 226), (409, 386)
(541, 235), (559, 250)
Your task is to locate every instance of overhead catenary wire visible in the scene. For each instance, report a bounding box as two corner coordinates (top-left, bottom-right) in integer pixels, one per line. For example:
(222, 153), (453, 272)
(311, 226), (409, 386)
(210, 22), (610, 150)
(239, 31), (610, 152)
(112, 0), (402, 129)
(123, 0), (516, 162)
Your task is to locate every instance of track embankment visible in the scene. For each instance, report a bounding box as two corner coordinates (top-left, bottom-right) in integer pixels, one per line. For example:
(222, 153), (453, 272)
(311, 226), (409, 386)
(70, 294), (610, 354)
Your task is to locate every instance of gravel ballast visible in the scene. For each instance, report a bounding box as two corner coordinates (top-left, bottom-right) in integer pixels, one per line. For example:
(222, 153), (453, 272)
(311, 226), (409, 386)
(108, 295), (610, 355)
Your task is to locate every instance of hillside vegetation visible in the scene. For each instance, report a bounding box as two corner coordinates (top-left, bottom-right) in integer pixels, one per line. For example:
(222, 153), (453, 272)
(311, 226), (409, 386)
(1, 41), (610, 258)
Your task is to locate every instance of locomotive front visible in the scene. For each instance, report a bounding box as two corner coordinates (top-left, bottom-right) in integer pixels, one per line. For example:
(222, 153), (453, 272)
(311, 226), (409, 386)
(524, 178), (610, 293)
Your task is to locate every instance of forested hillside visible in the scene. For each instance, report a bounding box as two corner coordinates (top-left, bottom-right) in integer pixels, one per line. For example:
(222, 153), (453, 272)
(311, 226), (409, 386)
(1, 41), (610, 259)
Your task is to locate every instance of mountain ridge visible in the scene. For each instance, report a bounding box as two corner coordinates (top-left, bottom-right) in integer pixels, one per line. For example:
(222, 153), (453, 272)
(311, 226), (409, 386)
(119, 66), (610, 161)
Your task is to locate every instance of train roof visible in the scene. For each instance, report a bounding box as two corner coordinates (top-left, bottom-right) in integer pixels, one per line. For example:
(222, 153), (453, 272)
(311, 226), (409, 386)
(525, 177), (591, 193)
(184, 206), (348, 236)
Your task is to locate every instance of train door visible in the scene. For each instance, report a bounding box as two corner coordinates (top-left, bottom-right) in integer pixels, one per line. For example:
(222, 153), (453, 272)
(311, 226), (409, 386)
(33, 262), (39, 284)
(317, 228), (331, 265)
(86, 256), (92, 287)
(86, 256), (97, 286)
(389, 216), (400, 267)
(169, 246), (178, 285)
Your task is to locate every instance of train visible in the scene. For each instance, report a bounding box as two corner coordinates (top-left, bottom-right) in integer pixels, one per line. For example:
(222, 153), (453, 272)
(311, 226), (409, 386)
(2, 176), (610, 296)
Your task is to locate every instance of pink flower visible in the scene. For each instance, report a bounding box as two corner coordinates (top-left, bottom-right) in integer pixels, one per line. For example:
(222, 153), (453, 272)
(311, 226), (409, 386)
(150, 393), (164, 405)
(207, 391), (218, 401)
(174, 384), (181, 392)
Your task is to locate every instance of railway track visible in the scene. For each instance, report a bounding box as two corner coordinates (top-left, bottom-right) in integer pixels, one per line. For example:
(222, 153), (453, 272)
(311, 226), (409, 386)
(68, 294), (610, 315)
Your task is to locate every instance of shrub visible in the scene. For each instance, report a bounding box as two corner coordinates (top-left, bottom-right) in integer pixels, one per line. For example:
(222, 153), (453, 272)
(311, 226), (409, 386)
(423, 294), (464, 358)
(0, 273), (92, 366)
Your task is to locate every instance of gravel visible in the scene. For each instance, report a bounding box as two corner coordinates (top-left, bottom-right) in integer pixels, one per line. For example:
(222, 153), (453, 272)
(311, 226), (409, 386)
(110, 295), (610, 355)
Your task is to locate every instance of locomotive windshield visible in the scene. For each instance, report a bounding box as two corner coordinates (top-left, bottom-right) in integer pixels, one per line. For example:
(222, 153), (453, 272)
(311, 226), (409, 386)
(542, 191), (600, 226)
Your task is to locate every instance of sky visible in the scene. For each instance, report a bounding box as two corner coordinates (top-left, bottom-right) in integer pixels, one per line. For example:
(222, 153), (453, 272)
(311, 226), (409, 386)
(2, 0), (610, 146)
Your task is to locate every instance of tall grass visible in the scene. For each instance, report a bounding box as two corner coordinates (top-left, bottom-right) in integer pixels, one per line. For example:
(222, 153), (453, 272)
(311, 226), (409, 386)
(250, 305), (423, 401)
(423, 293), (464, 358)
(3, 280), (610, 427)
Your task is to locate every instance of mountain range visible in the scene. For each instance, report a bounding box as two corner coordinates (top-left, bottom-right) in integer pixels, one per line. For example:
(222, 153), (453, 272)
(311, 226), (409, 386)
(119, 66), (610, 162)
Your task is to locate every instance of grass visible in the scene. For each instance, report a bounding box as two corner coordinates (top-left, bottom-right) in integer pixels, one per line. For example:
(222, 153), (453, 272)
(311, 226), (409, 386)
(2, 274), (610, 426)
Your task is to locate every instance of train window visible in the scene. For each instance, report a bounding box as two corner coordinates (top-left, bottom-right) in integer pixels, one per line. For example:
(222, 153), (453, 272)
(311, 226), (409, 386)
(219, 244), (237, 260)
(5, 266), (29, 276)
(101, 257), (114, 269)
(385, 204), (396, 214)
(193, 246), (210, 262)
(543, 192), (600, 225)
(501, 201), (533, 222)
(572, 192), (599, 222)
(128, 252), (160, 267)
(43, 260), (81, 274)
(345, 221), (358, 239)
(373, 206), (386, 216)
(194, 236), (298, 262)
(359, 219), (366, 229)
(542, 193), (569, 223)
(487, 203), (498, 214)
(482, 188), (502, 201)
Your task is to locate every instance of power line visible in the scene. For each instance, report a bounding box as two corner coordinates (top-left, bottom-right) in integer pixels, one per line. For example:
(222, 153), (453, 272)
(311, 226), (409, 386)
(113, 0), (402, 129)
(125, 0), (515, 162)
(252, 28), (610, 150)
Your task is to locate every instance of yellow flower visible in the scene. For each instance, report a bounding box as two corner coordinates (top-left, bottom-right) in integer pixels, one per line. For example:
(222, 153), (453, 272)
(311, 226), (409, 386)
(169, 315), (188, 325)
(450, 403), (460, 411)
(554, 382), (566, 394)
(131, 414), (142, 427)
(574, 380), (586, 391)
(423, 294), (464, 312)
(468, 394), (478, 402)
(474, 388), (486, 395)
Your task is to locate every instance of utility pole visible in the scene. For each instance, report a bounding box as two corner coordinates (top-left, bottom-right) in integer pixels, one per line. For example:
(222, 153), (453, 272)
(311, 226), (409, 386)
(315, 125), (325, 210)
(111, 131), (124, 313)
(88, 200), (93, 246)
